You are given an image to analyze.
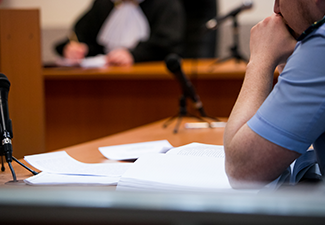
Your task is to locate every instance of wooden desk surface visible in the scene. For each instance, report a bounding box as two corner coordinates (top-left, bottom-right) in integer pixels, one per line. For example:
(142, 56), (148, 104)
(43, 59), (248, 80)
(0, 117), (226, 185)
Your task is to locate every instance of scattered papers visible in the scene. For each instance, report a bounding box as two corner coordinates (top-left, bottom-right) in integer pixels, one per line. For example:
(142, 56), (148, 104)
(23, 139), (174, 186)
(99, 140), (173, 160)
(22, 141), (318, 190)
(24, 151), (131, 186)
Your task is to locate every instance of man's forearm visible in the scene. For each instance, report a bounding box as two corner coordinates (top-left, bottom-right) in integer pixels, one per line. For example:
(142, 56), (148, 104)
(223, 60), (278, 188)
(224, 60), (275, 147)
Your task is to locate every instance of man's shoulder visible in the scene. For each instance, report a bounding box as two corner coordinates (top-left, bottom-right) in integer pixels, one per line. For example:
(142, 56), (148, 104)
(315, 23), (325, 36)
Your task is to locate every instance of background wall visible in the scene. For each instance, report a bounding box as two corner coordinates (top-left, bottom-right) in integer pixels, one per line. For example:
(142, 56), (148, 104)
(0, 0), (275, 63)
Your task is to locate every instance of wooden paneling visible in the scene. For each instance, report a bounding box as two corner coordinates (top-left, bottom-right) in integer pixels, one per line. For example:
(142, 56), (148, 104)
(45, 79), (180, 151)
(43, 60), (250, 151)
(0, 9), (45, 158)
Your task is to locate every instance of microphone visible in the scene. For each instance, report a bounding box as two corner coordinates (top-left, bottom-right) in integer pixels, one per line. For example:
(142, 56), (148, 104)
(165, 54), (206, 117)
(206, 0), (253, 30)
(0, 73), (13, 163)
(0, 74), (38, 179)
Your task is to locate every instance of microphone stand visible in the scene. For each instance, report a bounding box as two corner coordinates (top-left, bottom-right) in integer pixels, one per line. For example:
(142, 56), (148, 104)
(209, 15), (248, 71)
(0, 96), (38, 183)
(219, 16), (247, 63)
(163, 95), (207, 134)
(163, 91), (219, 133)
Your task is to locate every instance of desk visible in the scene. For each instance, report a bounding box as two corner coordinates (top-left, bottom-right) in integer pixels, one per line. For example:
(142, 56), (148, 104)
(0, 117), (225, 185)
(1, 118), (325, 225)
(43, 59), (251, 151)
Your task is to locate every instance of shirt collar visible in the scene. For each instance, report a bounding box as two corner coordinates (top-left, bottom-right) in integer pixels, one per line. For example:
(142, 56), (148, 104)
(297, 16), (325, 41)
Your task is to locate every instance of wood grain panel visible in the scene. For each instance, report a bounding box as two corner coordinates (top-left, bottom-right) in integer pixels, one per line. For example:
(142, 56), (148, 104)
(0, 9), (45, 158)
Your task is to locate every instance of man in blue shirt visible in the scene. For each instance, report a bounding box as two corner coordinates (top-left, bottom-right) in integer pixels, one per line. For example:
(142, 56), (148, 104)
(224, 0), (325, 188)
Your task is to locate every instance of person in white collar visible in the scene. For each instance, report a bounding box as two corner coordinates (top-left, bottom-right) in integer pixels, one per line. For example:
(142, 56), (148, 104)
(55, 0), (185, 67)
(224, 0), (325, 188)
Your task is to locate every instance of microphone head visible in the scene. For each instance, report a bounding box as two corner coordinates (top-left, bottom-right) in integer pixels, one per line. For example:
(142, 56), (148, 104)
(165, 54), (181, 73)
(0, 73), (10, 91)
(242, 0), (253, 10)
(206, 19), (218, 30)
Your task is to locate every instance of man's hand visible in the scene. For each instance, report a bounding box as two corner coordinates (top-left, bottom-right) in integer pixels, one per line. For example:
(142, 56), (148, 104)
(249, 14), (297, 72)
(106, 48), (134, 67)
(277, 63), (286, 74)
(63, 41), (88, 60)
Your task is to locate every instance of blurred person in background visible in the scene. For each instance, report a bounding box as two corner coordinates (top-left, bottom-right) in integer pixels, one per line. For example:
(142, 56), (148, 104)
(55, 0), (185, 67)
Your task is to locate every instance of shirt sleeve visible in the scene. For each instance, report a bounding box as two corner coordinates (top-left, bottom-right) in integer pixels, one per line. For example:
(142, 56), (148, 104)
(247, 34), (325, 154)
(55, 0), (112, 57)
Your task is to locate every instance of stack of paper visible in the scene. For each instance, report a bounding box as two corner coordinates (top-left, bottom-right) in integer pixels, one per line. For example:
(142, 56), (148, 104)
(116, 143), (236, 192)
(24, 151), (131, 186)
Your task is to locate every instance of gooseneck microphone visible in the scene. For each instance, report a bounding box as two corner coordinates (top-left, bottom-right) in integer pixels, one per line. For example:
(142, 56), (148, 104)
(206, 0), (253, 30)
(0, 73), (13, 165)
(0, 73), (38, 181)
(165, 54), (206, 117)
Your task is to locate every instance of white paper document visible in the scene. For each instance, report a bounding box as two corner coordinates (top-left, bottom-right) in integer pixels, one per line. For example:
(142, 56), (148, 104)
(24, 151), (131, 176)
(116, 143), (233, 192)
(55, 54), (107, 68)
(24, 151), (131, 185)
(185, 122), (227, 129)
(166, 142), (225, 158)
(80, 54), (107, 68)
(99, 140), (173, 160)
(24, 172), (120, 186)
(117, 154), (231, 192)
